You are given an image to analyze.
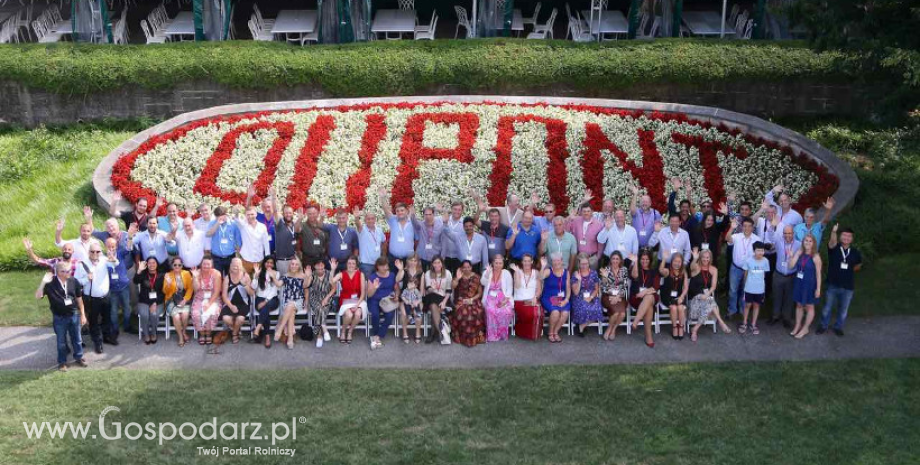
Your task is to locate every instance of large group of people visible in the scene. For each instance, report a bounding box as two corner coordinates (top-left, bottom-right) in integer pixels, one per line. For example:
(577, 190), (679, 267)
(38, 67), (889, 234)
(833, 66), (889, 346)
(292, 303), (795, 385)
(33, 180), (862, 371)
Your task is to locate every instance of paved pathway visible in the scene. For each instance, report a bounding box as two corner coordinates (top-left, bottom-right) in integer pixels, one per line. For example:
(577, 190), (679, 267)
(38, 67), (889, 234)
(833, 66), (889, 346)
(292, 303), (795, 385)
(1, 316), (918, 371)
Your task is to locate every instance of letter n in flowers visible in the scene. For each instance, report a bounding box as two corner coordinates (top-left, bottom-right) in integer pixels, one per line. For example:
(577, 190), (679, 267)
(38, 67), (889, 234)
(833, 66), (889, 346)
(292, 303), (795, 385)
(582, 124), (666, 212)
(670, 132), (748, 204)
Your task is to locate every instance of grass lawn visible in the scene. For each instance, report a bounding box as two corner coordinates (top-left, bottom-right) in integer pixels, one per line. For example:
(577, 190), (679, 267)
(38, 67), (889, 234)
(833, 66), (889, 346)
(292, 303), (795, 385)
(1, 359), (917, 465)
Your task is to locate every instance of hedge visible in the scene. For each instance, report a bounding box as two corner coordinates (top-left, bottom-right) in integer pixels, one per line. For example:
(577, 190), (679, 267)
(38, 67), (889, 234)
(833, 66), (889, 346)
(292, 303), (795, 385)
(0, 39), (882, 96)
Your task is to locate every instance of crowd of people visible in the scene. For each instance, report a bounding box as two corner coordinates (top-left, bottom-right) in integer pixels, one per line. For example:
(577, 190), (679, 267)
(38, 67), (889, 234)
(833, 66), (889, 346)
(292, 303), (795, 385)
(32, 180), (862, 371)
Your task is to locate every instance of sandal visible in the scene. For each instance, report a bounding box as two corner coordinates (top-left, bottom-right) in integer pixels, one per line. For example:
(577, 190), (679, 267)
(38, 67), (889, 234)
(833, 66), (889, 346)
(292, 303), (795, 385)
(414, 335), (422, 344)
(402, 335), (410, 344)
(198, 335), (205, 345)
(205, 335), (212, 345)
(738, 324), (748, 334)
(691, 332), (698, 342)
(232, 333), (240, 344)
(751, 325), (760, 335)
(264, 336), (272, 349)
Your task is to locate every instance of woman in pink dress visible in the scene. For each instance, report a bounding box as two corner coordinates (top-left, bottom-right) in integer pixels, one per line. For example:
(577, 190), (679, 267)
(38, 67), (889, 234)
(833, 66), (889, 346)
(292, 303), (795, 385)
(481, 254), (514, 342)
(191, 257), (223, 345)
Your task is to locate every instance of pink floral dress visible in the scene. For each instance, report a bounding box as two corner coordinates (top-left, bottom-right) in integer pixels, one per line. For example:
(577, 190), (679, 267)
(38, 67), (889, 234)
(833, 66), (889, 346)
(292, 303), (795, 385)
(484, 278), (514, 342)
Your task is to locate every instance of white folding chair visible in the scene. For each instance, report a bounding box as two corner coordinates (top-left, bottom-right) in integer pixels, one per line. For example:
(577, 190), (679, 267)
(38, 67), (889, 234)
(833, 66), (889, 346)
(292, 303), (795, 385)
(453, 5), (471, 38)
(523, 2), (541, 28)
(414, 11), (436, 40)
(248, 16), (273, 41)
(299, 29), (318, 45)
(526, 7), (556, 39)
(141, 19), (166, 44)
(253, 4), (274, 30)
(33, 18), (63, 42)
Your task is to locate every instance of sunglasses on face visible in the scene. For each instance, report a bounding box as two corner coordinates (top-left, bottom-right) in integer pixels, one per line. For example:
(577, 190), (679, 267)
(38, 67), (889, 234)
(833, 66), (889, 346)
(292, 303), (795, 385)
(90, 251), (101, 254)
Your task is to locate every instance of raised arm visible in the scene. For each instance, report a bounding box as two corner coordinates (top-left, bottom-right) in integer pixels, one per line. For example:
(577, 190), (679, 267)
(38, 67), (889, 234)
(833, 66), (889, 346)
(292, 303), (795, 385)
(827, 223), (839, 249)
(54, 218), (65, 247)
(819, 197), (836, 225)
(35, 272), (52, 299)
(378, 188), (393, 218)
(628, 185), (639, 216)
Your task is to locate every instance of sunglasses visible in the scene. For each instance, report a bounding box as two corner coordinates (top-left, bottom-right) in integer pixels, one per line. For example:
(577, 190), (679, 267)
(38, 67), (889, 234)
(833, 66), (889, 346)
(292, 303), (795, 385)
(90, 251), (102, 254)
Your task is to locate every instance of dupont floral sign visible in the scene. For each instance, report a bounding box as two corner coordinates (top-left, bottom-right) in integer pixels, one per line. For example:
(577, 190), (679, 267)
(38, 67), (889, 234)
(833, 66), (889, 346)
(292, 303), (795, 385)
(95, 98), (856, 218)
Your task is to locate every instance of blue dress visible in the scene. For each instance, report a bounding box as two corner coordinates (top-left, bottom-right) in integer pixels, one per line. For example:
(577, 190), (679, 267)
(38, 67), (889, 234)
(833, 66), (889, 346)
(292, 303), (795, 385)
(793, 254), (818, 305)
(541, 269), (570, 314)
(571, 270), (603, 324)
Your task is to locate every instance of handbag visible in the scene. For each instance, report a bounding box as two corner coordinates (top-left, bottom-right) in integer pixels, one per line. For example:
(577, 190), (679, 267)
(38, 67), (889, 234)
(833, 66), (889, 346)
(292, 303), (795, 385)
(379, 296), (399, 313)
(299, 323), (315, 341)
(439, 319), (452, 345)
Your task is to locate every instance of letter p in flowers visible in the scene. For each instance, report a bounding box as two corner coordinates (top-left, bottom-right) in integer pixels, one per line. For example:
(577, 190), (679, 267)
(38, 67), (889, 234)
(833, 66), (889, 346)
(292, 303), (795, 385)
(389, 112), (480, 207)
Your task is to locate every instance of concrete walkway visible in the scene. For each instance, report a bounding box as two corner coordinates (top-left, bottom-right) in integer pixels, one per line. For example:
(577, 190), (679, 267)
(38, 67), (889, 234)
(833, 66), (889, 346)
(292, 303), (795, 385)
(1, 316), (918, 371)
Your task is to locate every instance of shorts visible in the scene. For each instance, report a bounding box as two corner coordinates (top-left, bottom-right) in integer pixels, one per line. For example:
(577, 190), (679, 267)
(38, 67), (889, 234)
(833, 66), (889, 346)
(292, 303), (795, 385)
(744, 292), (765, 305)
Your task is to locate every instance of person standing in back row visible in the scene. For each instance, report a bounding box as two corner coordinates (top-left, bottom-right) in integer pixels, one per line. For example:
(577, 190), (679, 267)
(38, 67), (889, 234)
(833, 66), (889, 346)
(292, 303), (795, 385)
(818, 224), (862, 336)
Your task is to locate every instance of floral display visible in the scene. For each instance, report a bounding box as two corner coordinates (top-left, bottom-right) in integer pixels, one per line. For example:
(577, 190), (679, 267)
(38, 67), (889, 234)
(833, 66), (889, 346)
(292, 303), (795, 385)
(110, 102), (839, 220)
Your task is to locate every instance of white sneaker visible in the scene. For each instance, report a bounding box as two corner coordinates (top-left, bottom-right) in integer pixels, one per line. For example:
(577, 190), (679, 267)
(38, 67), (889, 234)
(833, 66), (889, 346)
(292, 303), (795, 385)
(323, 330), (331, 342)
(316, 337), (323, 348)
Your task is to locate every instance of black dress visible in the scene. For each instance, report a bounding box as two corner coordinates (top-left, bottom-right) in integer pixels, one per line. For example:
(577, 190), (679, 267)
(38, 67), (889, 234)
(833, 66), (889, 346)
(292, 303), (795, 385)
(660, 273), (686, 307)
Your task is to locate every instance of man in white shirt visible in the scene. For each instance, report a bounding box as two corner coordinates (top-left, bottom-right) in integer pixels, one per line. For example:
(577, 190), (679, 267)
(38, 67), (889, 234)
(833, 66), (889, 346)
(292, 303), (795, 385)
(726, 217), (762, 317)
(54, 217), (101, 263)
(235, 206), (270, 274)
(74, 243), (111, 354)
(475, 192), (526, 228)
(648, 215), (691, 265)
(170, 218), (206, 269)
(192, 203), (213, 254)
(765, 185), (803, 227)
(597, 209), (639, 267)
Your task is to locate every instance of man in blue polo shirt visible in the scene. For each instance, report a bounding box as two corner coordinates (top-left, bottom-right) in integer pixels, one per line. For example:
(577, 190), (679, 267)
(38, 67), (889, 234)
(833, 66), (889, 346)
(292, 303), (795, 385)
(379, 190), (415, 267)
(506, 210), (541, 266)
(324, 208), (359, 272)
(205, 206), (241, 276)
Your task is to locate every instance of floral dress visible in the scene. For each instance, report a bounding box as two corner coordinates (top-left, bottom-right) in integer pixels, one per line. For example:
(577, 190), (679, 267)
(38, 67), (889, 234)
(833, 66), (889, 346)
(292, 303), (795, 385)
(449, 274), (486, 347)
(282, 276), (305, 313)
(571, 270), (603, 325)
(191, 272), (220, 332)
(484, 276), (513, 342)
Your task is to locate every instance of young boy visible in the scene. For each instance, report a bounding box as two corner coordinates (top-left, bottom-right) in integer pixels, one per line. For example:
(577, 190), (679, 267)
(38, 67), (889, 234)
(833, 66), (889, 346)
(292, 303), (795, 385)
(741, 241), (770, 335)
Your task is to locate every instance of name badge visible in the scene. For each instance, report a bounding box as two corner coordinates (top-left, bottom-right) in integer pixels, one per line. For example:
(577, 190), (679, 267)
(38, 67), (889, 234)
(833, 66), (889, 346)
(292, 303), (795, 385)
(374, 245), (381, 252)
(639, 287), (647, 293)
(488, 243), (496, 250)
(148, 291), (157, 300)
(63, 297), (73, 306)
(111, 273), (119, 280)
(840, 263), (849, 270)
(701, 243), (710, 250)
(351, 293), (358, 299)
(291, 240), (297, 246)
(670, 248), (678, 255)
(340, 244), (348, 251)
(557, 291), (564, 297)
(312, 239), (320, 246)
(670, 290), (678, 297)
(397, 236), (406, 243)
(639, 230), (647, 237)
(466, 254), (473, 261)
(752, 269), (763, 274)
(583, 292), (591, 300)
(489, 290), (499, 297)
(796, 272), (804, 279)
(611, 290), (619, 296)
(221, 239), (229, 245)
(579, 240), (587, 246)
(268, 236), (273, 242)
(203, 291), (212, 300)
(618, 243), (626, 251)
(148, 249), (156, 256)
(425, 243), (433, 250)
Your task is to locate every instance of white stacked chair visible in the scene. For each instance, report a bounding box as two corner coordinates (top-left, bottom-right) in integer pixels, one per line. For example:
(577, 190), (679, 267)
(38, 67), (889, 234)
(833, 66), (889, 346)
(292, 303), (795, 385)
(523, 1), (541, 28)
(13, 4), (34, 42)
(32, 17), (63, 43)
(741, 18), (753, 39)
(526, 7), (556, 39)
(453, 5), (470, 38)
(568, 12), (593, 42)
(141, 18), (167, 43)
(414, 10), (436, 40)
(248, 15), (273, 41)
(727, 4), (739, 28)
(252, 4), (274, 31)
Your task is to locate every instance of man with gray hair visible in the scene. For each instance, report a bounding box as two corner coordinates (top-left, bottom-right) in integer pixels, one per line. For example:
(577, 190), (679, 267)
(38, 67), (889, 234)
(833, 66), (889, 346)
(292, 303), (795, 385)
(355, 208), (387, 277)
(793, 197), (835, 245)
(36, 261), (88, 371)
(74, 242), (112, 354)
(193, 203), (213, 256)
(769, 224), (801, 328)
(629, 185), (662, 249)
(411, 205), (444, 271)
(765, 185), (803, 227)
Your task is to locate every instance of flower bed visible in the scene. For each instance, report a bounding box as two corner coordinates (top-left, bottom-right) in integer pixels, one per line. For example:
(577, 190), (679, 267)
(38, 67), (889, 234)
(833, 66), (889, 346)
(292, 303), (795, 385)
(111, 102), (838, 218)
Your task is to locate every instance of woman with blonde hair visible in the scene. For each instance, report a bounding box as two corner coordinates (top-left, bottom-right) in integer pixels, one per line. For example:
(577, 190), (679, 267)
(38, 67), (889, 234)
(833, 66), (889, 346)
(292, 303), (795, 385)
(221, 258), (254, 344)
(688, 248), (732, 342)
(481, 254), (514, 342)
(788, 234), (823, 339)
(275, 257), (309, 349)
(191, 258), (222, 345)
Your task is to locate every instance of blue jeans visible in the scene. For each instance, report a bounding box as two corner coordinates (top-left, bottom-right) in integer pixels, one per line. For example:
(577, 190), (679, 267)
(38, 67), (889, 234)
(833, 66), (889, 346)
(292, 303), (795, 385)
(109, 287), (131, 337)
(52, 313), (84, 365)
(728, 265), (746, 315)
(820, 286), (854, 330)
(368, 298), (395, 339)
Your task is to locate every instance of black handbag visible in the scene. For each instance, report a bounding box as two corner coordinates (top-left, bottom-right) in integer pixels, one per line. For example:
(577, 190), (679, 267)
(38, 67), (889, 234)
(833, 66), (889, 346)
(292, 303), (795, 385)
(299, 323), (315, 341)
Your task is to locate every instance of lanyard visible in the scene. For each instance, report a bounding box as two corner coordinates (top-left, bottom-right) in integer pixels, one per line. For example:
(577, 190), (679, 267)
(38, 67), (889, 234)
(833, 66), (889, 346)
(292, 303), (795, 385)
(582, 220), (591, 237)
(465, 236), (475, 254)
(508, 208), (521, 225)
(640, 268), (649, 287)
(148, 272), (157, 291)
(489, 224), (499, 238)
(433, 273), (443, 292)
(742, 235), (752, 257)
(840, 247), (851, 264)
(799, 255), (809, 271)
(639, 210), (651, 230)
(59, 278), (68, 297)
(285, 221), (295, 238)
(396, 220), (409, 239)
(522, 269), (533, 289)
(337, 227), (348, 243)
(701, 267), (710, 289)
(556, 271), (565, 293)
(554, 236), (563, 251)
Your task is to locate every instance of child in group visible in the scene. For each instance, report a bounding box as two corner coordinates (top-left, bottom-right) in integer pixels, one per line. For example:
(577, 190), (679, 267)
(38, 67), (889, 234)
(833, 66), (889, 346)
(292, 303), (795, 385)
(741, 241), (770, 335)
(399, 256), (424, 343)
